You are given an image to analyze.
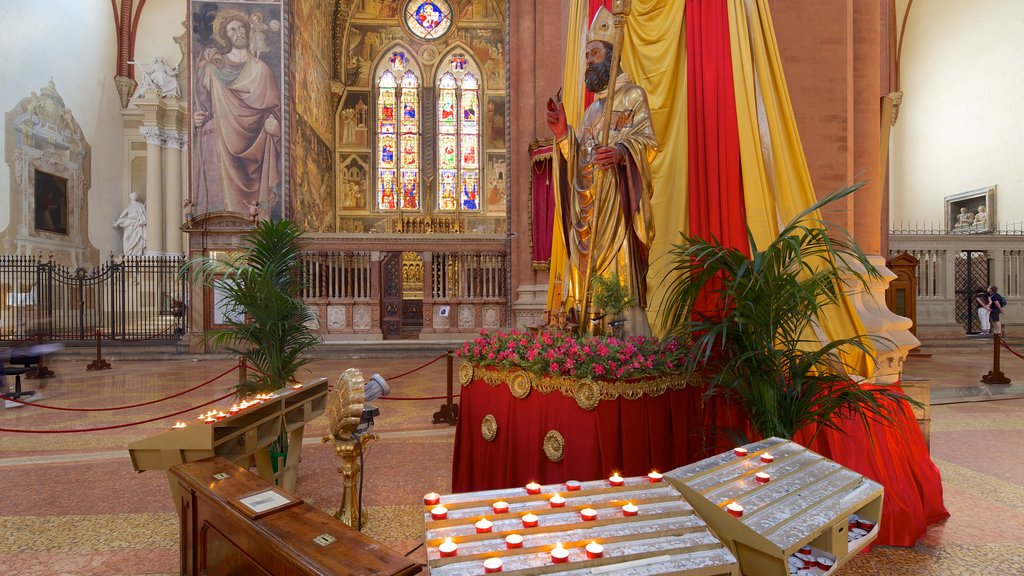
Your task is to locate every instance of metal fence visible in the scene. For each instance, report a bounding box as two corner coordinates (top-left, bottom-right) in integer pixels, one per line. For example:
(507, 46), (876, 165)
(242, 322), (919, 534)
(0, 255), (188, 342)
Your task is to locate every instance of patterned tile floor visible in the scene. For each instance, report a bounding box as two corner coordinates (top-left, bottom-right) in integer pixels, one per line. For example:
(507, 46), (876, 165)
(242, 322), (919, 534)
(1, 345), (1022, 575)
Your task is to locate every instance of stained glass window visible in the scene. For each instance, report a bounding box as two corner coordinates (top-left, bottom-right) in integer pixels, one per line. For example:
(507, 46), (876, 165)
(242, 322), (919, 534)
(377, 65), (420, 210)
(435, 67), (482, 211)
(404, 0), (454, 40)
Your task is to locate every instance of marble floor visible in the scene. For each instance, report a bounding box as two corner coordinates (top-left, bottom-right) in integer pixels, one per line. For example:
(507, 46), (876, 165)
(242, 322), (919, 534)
(1, 343), (1023, 575)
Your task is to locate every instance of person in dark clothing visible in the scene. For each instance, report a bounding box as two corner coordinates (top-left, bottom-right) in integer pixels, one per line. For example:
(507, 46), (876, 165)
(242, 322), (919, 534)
(988, 285), (1005, 336)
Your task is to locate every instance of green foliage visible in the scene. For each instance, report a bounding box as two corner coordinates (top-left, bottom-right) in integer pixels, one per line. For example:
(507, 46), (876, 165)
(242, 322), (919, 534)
(181, 219), (320, 398)
(661, 184), (910, 442)
(591, 272), (634, 317)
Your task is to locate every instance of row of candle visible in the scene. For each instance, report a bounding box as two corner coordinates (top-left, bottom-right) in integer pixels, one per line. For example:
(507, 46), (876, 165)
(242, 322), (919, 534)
(723, 447), (776, 517)
(436, 537), (607, 568)
(734, 446), (775, 463)
(187, 393), (282, 426)
(430, 501), (641, 522)
(425, 471), (664, 509)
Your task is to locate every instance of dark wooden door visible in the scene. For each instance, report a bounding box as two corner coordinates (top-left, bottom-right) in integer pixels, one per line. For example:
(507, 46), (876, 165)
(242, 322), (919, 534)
(381, 252), (402, 340)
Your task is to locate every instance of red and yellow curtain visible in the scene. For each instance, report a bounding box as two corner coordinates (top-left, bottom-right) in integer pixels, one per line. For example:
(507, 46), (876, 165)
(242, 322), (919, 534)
(547, 0), (872, 376)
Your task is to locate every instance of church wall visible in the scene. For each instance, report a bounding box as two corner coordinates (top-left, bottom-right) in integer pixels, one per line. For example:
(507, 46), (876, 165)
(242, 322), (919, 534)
(0, 0), (124, 259)
(134, 0), (187, 77)
(891, 0), (1024, 231)
(289, 0), (335, 231)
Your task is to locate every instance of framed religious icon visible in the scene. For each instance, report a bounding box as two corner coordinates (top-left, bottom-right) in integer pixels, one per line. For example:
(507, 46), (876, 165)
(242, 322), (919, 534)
(34, 170), (69, 235)
(945, 186), (995, 234)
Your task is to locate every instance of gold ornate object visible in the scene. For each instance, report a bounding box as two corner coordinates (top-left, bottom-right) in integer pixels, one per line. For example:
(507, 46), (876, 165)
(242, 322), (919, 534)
(481, 414), (498, 442)
(323, 368), (376, 528)
(508, 371), (533, 399)
(543, 430), (565, 462)
(458, 362), (474, 386)
(470, 364), (697, 411)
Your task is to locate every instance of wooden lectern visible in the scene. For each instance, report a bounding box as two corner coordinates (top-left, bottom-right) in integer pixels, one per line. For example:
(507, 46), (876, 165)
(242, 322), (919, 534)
(171, 457), (419, 576)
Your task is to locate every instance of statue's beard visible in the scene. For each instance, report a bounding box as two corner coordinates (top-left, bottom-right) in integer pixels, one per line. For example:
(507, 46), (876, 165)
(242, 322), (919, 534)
(585, 60), (611, 93)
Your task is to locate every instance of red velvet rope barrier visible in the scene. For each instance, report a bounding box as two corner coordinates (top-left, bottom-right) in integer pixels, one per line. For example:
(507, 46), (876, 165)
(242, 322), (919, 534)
(1000, 338), (1024, 361)
(1, 335), (35, 353)
(383, 352), (449, 381)
(379, 394), (461, 401)
(1, 364), (239, 411)
(0, 391), (236, 434)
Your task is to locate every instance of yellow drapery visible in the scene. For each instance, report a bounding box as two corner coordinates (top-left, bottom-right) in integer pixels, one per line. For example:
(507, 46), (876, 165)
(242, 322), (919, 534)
(727, 0), (874, 377)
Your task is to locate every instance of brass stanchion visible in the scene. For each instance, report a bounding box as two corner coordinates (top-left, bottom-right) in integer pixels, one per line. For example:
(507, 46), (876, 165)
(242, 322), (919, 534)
(982, 333), (1011, 384)
(432, 350), (459, 425)
(86, 329), (111, 371)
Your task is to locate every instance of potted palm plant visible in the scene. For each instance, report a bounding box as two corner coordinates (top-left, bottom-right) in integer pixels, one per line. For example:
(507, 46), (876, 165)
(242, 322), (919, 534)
(182, 219), (320, 398)
(660, 185), (910, 442)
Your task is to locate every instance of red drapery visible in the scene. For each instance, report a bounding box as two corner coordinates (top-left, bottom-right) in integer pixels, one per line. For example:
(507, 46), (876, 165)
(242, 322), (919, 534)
(530, 144), (555, 266)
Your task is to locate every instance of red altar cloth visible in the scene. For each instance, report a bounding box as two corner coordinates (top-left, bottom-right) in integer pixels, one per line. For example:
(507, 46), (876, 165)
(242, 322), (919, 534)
(451, 376), (948, 547)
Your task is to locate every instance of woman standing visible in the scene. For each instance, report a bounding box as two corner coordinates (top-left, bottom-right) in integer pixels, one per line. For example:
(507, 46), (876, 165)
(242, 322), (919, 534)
(975, 288), (991, 335)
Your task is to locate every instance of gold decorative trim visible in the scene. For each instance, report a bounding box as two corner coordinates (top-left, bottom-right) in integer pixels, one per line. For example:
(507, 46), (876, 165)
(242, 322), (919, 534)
(466, 364), (697, 411)
(481, 414), (498, 442)
(543, 430), (565, 462)
(459, 362), (474, 386)
(509, 371), (533, 399)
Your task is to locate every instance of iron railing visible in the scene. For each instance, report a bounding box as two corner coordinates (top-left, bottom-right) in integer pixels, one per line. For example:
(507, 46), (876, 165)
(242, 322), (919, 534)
(0, 255), (188, 342)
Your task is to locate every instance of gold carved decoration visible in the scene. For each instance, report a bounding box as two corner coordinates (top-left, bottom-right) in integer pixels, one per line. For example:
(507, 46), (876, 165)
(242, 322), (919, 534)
(481, 414), (498, 442)
(543, 430), (565, 462)
(465, 364), (697, 411)
(459, 362), (474, 386)
(508, 371), (533, 399)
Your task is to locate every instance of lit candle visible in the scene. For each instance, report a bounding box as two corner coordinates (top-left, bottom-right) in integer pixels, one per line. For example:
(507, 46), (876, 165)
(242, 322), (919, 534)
(505, 534), (524, 549)
(734, 447), (749, 457)
(549, 494), (566, 508)
(565, 480), (581, 491)
(475, 518), (493, 533)
(648, 471), (663, 483)
(755, 471), (771, 484)
(580, 508), (598, 521)
(172, 421), (187, 429)
(229, 404), (239, 415)
(492, 501), (509, 514)
(483, 557), (503, 573)
(550, 543), (569, 564)
(424, 492), (441, 506)
(438, 537), (458, 558)
(430, 505), (448, 520)
(204, 416), (216, 424)
(521, 513), (539, 528)
(525, 481), (542, 495)
(585, 541), (604, 559)
(621, 502), (638, 516)
(726, 502), (744, 518)
(291, 383), (303, 390)
(608, 473), (625, 487)
(760, 453), (775, 463)
(215, 411), (227, 421)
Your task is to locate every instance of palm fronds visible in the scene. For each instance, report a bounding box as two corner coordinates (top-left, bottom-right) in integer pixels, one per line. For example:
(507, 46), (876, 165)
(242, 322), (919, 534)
(180, 219), (320, 398)
(661, 184), (910, 441)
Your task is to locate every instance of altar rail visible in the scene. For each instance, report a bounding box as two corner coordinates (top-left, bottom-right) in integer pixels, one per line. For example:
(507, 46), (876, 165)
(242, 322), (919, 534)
(0, 255), (188, 342)
(889, 231), (1024, 330)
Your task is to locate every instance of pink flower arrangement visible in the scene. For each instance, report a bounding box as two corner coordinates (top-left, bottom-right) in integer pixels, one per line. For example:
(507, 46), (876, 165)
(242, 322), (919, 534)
(458, 329), (688, 380)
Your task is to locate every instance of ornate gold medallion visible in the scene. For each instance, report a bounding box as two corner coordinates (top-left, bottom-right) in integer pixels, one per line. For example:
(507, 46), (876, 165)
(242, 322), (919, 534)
(459, 362), (474, 386)
(509, 371), (533, 399)
(481, 414), (498, 442)
(543, 430), (565, 462)
(574, 378), (600, 411)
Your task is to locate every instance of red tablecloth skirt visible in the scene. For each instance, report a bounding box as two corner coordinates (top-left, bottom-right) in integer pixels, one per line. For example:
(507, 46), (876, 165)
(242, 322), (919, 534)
(451, 377), (948, 547)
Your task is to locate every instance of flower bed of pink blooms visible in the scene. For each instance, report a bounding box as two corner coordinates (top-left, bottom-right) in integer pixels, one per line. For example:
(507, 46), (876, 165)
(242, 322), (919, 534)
(457, 329), (688, 380)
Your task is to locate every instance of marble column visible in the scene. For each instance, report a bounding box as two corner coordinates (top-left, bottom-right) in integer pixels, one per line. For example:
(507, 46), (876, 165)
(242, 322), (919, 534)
(163, 129), (184, 254)
(140, 126), (164, 255)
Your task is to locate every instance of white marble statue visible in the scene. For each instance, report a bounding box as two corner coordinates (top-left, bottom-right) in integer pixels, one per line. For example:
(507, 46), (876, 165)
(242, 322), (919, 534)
(113, 192), (147, 256)
(972, 205), (988, 229)
(133, 57), (180, 99)
(954, 207), (975, 230)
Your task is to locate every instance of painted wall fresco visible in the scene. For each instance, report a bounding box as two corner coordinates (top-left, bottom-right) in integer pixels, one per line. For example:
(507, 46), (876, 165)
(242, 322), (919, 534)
(191, 1), (285, 221)
(289, 0), (335, 229)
